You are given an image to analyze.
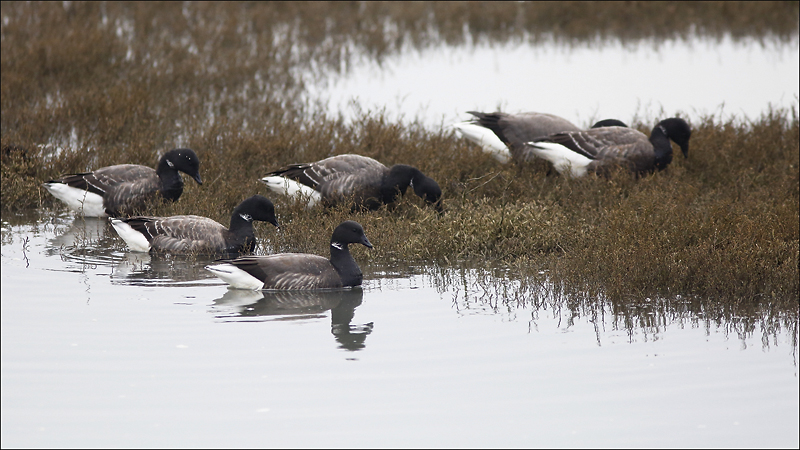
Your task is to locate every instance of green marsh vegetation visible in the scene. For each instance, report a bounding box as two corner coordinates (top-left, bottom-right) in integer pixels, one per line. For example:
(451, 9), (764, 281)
(2, 2), (798, 341)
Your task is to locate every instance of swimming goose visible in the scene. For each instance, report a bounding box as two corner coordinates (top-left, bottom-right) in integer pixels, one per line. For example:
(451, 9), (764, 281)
(453, 111), (627, 163)
(43, 148), (203, 217)
(523, 117), (692, 177)
(110, 195), (279, 255)
(260, 154), (443, 212)
(205, 220), (372, 290)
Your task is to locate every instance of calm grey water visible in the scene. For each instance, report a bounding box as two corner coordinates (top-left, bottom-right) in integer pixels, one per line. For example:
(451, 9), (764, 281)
(311, 35), (799, 128)
(2, 210), (798, 448)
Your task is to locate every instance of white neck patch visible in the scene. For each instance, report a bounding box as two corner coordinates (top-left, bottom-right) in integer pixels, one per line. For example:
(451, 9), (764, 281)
(166, 159), (175, 168)
(239, 213), (253, 222)
(331, 242), (344, 250)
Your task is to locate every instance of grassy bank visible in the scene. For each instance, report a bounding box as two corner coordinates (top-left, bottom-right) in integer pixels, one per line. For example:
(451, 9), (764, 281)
(2, 2), (798, 320)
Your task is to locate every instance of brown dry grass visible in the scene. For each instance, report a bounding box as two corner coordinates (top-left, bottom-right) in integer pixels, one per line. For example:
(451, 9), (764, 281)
(2, 2), (798, 333)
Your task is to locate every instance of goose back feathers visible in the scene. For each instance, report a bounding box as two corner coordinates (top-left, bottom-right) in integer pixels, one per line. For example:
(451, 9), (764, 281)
(524, 117), (692, 177)
(206, 220), (372, 290)
(43, 148), (203, 217)
(453, 111), (628, 163)
(110, 195), (278, 255)
(261, 154), (443, 212)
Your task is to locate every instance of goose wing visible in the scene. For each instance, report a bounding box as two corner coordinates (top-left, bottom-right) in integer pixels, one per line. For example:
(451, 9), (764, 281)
(52, 164), (156, 197)
(267, 154), (386, 201)
(103, 177), (163, 216)
(536, 127), (650, 161)
(126, 215), (229, 253)
(230, 254), (343, 290)
(469, 111), (581, 147)
(51, 164), (161, 216)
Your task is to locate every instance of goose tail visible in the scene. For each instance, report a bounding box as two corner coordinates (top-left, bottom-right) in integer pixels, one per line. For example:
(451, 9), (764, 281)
(206, 263), (265, 290)
(523, 142), (592, 178)
(451, 122), (511, 164)
(109, 218), (152, 252)
(259, 176), (322, 208)
(43, 182), (108, 217)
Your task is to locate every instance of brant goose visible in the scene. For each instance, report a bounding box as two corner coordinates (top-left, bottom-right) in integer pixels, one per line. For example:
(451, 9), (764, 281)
(205, 220), (372, 290)
(261, 154), (443, 212)
(523, 117), (692, 177)
(43, 148), (202, 217)
(453, 111), (627, 163)
(110, 195), (279, 255)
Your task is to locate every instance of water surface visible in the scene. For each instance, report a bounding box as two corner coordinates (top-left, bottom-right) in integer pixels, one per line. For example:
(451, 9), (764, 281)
(2, 211), (797, 448)
(311, 35), (800, 128)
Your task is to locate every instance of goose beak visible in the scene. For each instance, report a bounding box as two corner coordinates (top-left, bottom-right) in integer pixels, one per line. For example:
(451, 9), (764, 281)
(361, 236), (373, 249)
(680, 144), (689, 159)
(193, 173), (203, 185)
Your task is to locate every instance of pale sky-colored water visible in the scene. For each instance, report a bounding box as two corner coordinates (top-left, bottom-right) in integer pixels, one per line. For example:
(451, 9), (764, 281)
(2, 212), (798, 447)
(311, 35), (799, 128)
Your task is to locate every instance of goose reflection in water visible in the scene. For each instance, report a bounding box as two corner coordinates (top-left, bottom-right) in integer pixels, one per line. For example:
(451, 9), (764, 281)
(46, 216), (112, 255)
(46, 217), (253, 285)
(45, 217), (194, 282)
(46, 216), (127, 272)
(111, 252), (221, 285)
(213, 288), (373, 351)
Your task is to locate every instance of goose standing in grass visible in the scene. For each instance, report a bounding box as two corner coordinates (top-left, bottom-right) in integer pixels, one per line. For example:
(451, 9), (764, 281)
(453, 111), (628, 163)
(260, 154), (443, 212)
(110, 195), (279, 256)
(522, 117), (692, 177)
(43, 148), (203, 218)
(206, 220), (372, 290)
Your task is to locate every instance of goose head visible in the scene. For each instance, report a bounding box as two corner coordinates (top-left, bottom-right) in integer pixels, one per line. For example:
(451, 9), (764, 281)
(331, 220), (373, 250)
(163, 148), (203, 184)
(659, 118), (692, 159)
(233, 195), (280, 229)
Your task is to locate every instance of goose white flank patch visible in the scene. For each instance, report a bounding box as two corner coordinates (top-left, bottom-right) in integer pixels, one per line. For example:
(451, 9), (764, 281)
(206, 220), (372, 290)
(110, 195), (279, 255)
(261, 154), (443, 212)
(43, 148), (203, 218)
(451, 121), (512, 163)
(524, 117), (692, 177)
(259, 176), (322, 208)
(454, 111), (628, 163)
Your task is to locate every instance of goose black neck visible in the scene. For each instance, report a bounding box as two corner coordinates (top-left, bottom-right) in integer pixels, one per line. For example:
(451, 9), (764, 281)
(649, 125), (674, 171)
(228, 211), (257, 253)
(156, 159), (185, 202)
(381, 165), (419, 203)
(330, 242), (363, 287)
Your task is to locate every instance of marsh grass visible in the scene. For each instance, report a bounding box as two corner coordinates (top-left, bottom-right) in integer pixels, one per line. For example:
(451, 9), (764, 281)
(1, 2), (798, 332)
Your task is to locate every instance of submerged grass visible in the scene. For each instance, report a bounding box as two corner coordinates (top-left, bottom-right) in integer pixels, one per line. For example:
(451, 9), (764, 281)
(1, 2), (798, 331)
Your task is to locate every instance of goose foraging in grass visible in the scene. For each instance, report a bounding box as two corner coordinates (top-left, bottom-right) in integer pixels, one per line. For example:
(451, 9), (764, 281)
(206, 220), (372, 290)
(523, 117), (692, 177)
(110, 195), (279, 256)
(453, 111), (627, 163)
(43, 148), (203, 217)
(261, 154), (443, 212)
